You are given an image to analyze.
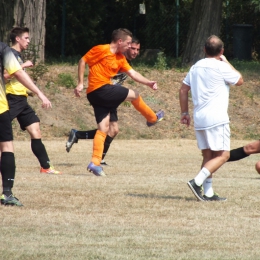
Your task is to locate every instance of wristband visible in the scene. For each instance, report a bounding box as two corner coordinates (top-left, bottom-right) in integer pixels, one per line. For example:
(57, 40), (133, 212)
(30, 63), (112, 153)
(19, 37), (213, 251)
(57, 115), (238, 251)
(181, 112), (189, 116)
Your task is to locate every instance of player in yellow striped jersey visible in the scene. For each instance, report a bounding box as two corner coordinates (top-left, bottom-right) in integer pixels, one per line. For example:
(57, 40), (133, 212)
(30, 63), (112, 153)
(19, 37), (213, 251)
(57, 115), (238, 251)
(4, 27), (62, 176)
(0, 41), (51, 206)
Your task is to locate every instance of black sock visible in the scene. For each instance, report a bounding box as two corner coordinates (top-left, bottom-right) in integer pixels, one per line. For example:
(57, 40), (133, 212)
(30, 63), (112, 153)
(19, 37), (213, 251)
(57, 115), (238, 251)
(102, 135), (114, 160)
(1, 152), (15, 196)
(227, 147), (249, 162)
(31, 139), (50, 169)
(76, 129), (97, 139)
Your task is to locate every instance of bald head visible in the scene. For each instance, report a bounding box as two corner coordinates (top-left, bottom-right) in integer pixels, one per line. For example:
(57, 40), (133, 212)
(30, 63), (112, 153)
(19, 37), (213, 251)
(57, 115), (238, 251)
(204, 35), (224, 57)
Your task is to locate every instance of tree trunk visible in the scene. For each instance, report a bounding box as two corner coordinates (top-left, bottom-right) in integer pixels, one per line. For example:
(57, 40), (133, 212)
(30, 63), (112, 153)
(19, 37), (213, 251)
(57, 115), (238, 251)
(182, 0), (222, 66)
(0, 0), (46, 61)
(0, 1), (15, 43)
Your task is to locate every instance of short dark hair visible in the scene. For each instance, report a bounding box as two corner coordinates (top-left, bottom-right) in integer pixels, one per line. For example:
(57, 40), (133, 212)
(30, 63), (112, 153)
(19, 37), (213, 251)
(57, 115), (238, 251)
(204, 35), (224, 57)
(111, 28), (132, 42)
(132, 36), (140, 45)
(10, 27), (29, 44)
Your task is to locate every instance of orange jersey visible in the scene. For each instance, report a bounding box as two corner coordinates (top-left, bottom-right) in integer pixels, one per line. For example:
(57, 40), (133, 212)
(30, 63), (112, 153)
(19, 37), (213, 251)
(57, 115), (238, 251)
(82, 44), (132, 93)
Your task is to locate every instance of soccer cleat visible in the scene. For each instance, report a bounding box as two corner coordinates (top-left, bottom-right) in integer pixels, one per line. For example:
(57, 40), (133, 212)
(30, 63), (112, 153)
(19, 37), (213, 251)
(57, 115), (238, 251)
(203, 193), (227, 201)
(187, 179), (205, 201)
(66, 129), (78, 152)
(147, 110), (165, 127)
(87, 162), (106, 176)
(100, 159), (109, 166)
(1, 194), (23, 206)
(40, 163), (62, 174)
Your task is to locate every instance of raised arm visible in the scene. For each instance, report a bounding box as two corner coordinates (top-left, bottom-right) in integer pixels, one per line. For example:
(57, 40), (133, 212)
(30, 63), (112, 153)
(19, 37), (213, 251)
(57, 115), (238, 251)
(220, 55), (244, 86)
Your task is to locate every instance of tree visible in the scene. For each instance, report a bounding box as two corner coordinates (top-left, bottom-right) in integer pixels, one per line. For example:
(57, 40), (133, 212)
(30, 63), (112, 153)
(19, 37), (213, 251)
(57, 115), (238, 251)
(182, 0), (223, 65)
(45, 0), (107, 59)
(0, 0), (46, 61)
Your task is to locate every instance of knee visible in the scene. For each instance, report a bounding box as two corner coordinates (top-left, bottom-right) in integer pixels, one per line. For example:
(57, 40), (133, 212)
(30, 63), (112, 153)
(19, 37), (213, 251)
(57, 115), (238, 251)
(134, 91), (140, 100)
(29, 129), (41, 139)
(128, 90), (140, 102)
(244, 141), (260, 154)
(223, 151), (230, 162)
(255, 161), (260, 174)
(113, 129), (119, 137)
(109, 128), (119, 138)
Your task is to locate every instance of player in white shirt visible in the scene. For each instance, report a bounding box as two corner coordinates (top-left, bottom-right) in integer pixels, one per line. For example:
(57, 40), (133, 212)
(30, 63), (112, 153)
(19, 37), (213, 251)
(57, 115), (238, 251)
(179, 35), (243, 201)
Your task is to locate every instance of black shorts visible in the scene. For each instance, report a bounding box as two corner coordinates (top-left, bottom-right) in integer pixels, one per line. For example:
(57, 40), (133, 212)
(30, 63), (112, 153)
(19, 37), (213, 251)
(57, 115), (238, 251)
(87, 84), (129, 124)
(0, 110), (13, 142)
(7, 94), (40, 131)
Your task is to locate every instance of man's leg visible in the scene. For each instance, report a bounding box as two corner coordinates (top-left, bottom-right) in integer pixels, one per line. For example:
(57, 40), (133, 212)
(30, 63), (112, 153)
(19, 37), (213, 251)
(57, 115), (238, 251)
(101, 121), (119, 165)
(66, 123), (118, 166)
(255, 161), (260, 174)
(0, 141), (23, 206)
(126, 89), (164, 126)
(188, 149), (229, 201)
(228, 140), (260, 162)
(66, 129), (98, 152)
(188, 125), (230, 201)
(87, 114), (110, 176)
(26, 122), (61, 174)
(0, 111), (22, 206)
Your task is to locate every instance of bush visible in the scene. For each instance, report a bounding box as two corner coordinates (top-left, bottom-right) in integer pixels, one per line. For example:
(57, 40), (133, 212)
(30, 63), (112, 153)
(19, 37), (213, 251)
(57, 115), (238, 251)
(57, 73), (76, 88)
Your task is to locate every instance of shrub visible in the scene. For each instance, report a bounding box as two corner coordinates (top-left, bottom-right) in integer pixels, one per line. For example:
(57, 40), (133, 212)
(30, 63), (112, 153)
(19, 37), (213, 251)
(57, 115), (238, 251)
(57, 73), (76, 88)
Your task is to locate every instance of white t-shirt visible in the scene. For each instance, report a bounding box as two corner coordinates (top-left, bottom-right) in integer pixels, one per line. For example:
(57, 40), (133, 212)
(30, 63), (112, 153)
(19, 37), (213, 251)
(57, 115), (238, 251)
(183, 58), (240, 130)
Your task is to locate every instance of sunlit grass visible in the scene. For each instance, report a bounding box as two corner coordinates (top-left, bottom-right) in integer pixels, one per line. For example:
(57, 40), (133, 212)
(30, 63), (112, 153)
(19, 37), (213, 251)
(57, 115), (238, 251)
(1, 139), (260, 259)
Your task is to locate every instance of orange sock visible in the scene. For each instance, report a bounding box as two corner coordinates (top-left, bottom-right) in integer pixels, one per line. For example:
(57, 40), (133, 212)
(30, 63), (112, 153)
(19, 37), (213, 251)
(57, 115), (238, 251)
(92, 130), (107, 165)
(131, 96), (157, 123)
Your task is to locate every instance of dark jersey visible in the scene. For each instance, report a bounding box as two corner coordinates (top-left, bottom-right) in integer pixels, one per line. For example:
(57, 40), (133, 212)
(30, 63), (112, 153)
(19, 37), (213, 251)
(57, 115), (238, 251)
(112, 59), (131, 85)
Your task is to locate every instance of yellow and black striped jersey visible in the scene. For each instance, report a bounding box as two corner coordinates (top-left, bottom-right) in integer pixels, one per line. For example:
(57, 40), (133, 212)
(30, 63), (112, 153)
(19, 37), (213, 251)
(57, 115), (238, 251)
(5, 48), (28, 97)
(0, 42), (22, 113)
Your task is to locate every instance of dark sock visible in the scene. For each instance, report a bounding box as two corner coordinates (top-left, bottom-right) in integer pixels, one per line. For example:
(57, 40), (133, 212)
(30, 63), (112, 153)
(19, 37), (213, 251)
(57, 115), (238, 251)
(1, 152), (15, 196)
(227, 147), (249, 162)
(76, 129), (97, 139)
(31, 139), (50, 169)
(102, 135), (114, 160)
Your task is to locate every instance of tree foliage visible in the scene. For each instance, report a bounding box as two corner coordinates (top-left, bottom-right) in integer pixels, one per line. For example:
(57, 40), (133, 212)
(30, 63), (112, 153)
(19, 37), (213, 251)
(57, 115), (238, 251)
(45, 0), (192, 59)
(23, 0), (260, 63)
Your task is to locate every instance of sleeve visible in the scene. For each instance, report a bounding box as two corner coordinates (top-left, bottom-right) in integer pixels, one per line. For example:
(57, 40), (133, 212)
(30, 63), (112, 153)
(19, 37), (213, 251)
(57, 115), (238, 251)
(119, 56), (132, 72)
(220, 62), (241, 85)
(2, 45), (22, 75)
(183, 71), (191, 86)
(82, 45), (107, 67)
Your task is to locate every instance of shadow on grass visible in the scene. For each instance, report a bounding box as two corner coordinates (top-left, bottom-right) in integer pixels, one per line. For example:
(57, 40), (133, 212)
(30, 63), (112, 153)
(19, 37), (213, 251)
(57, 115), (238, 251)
(126, 193), (193, 200)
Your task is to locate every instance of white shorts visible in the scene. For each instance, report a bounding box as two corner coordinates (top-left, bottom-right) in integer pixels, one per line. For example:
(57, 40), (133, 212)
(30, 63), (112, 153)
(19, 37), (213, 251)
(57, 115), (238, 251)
(195, 124), (230, 151)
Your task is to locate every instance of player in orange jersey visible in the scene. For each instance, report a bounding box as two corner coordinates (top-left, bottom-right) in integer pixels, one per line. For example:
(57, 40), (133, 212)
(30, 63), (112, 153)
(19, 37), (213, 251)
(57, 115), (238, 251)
(66, 37), (141, 166)
(74, 29), (164, 176)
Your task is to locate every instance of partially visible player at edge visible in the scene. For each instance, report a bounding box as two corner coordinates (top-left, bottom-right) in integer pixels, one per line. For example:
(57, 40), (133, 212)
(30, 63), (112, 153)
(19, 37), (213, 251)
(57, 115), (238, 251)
(74, 28), (164, 176)
(0, 41), (52, 207)
(4, 27), (61, 175)
(66, 37), (141, 166)
(227, 140), (260, 173)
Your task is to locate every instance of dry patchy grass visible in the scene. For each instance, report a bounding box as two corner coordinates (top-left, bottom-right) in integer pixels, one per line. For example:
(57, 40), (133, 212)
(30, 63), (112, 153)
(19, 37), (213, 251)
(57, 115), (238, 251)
(17, 63), (260, 141)
(1, 139), (260, 259)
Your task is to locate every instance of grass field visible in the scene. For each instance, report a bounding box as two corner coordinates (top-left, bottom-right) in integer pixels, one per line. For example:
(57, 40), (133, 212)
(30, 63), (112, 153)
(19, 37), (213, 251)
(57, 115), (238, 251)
(1, 139), (260, 260)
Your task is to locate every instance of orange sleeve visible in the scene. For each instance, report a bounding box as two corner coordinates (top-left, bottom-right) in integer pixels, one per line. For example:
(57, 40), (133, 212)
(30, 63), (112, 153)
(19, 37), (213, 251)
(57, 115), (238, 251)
(82, 45), (109, 67)
(120, 56), (132, 72)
